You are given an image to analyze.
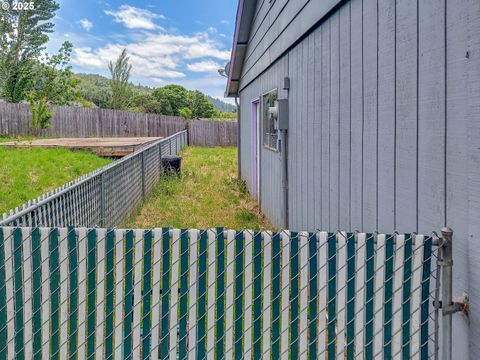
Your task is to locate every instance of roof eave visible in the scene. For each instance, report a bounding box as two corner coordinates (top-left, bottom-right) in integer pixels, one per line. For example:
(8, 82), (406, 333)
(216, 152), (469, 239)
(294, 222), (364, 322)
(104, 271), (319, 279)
(225, 0), (257, 98)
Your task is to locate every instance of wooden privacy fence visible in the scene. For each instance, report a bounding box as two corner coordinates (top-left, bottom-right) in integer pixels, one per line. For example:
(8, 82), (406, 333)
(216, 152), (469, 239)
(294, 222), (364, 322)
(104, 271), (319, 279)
(187, 119), (237, 146)
(0, 131), (188, 228)
(0, 102), (237, 146)
(0, 227), (439, 359)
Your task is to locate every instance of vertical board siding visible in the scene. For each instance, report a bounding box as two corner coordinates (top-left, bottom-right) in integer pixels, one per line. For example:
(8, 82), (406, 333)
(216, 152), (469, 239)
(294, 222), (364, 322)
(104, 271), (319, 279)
(236, 2), (479, 354)
(395, 0), (418, 232)
(0, 227), (436, 358)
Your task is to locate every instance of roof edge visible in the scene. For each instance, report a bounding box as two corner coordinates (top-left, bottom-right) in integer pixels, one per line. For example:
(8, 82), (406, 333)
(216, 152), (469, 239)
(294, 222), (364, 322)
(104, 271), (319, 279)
(225, 0), (257, 98)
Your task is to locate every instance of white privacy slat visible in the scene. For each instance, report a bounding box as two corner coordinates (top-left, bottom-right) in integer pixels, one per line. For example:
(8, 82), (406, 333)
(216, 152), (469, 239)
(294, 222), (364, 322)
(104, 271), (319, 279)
(150, 229), (163, 360)
(169, 229), (181, 359)
(225, 230), (236, 359)
(280, 231), (291, 360)
(262, 231), (272, 359)
(113, 230), (125, 359)
(243, 231), (253, 359)
(317, 232), (328, 360)
(188, 230), (199, 360)
(75, 229), (87, 359)
(374, 234), (387, 357)
(132, 229), (144, 359)
(410, 235), (425, 360)
(58, 228), (69, 360)
(206, 229), (217, 359)
(95, 229), (106, 359)
(299, 232), (309, 359)
(22, 228), (33, 359)
(40, 228), (51, 360)
(336, 232), (347, 358)
(354, 233), (366, 359)
(392, 234), (406, 359)
(3, 228), (15, 360)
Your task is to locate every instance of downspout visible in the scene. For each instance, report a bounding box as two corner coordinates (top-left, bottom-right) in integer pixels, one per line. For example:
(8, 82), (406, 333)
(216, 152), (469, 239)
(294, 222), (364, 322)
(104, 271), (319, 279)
(281, 128), (289, 229)
(235, 96), (241, 179)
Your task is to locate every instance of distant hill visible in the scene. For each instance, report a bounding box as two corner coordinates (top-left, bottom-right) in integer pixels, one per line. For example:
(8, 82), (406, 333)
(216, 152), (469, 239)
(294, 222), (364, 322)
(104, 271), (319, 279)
(74, 73), (235, 113)
(206, 95), (236, 113)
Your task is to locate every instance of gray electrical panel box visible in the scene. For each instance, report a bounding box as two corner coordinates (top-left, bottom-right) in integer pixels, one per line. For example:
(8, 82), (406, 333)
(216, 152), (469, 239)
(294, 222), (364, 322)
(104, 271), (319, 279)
(277, 99), (288, 130)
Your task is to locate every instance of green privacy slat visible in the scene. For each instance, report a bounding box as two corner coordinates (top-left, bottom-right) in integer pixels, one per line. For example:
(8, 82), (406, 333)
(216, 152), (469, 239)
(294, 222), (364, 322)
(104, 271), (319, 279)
(197, 230), (208, 359)
(0, 229), (7, 360)
(142, 230), (153, 360)
(86, 229), (97, 360)
(253, 232), (263, 358)
(179, 230), (189, 360)
(123, 230), (134, 359)
(346, 233), (356, 360)
(216, 227), (225, 359)
(308, 232), (318, 360)
(234, 232), (244, 360)
(67, 227), (78, 360)
(160, 228), (171, 359)
(105, 230), (115, 359)
(420, 237), (432, 360)
(383, 235), (395, 358)
(365, 234), (375, 359)
(327, 233), (336, 360)
(271, 232), (281, 360)
(402, 235), (413, 360)
(290, 232), (299, 360)
(13, 228), (25, 360)
(31, 229), (43, 360)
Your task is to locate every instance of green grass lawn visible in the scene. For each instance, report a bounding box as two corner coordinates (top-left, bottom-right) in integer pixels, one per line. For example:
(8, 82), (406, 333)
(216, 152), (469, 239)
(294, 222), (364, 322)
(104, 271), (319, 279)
(0, 146), (111, 215)
(131, 147), (272, 230)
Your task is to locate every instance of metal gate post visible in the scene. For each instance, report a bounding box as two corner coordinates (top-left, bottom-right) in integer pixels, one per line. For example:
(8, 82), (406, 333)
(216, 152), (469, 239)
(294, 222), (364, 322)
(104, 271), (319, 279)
(100, 172), (105, 227)
(440, 227), (454, 360)
(141, 152), (146, 200)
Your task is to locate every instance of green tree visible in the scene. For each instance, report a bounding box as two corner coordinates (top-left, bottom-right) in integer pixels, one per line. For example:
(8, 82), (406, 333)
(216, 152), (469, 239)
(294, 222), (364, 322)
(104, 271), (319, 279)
(30, 41), (80, 105)
(152, 84), (190, 116)
(189, 90), (216, 118)
(129, 93), (163, 114)
(178, 107), (193, 119)
(108, 49), (133, 110)
(0, 0), (60, 102)
(27, 93), (53, 132)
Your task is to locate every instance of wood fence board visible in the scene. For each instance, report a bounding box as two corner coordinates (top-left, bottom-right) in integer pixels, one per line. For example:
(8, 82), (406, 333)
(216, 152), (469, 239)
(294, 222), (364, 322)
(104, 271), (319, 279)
(0, 103), (237, 146)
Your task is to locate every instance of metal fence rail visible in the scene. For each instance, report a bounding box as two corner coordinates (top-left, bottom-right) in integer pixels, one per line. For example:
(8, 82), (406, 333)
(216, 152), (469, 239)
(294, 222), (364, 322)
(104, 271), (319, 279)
(0, 227), (441, 359)
(0, 131), (188, 228)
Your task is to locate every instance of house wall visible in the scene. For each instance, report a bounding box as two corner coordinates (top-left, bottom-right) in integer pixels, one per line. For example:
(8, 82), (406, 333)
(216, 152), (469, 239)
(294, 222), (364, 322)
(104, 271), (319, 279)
(238, 0), (480, 358)
(240, 57), (289, 227)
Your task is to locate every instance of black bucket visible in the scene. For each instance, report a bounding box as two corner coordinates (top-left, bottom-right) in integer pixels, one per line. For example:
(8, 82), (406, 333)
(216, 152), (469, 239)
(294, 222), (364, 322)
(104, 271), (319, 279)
(161, 155), (182, 175)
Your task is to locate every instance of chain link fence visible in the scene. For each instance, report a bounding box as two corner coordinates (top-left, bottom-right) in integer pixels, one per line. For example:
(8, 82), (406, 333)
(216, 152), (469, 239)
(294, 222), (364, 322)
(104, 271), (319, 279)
(0, 131), (188, 228)
(0, 227), (441, 359)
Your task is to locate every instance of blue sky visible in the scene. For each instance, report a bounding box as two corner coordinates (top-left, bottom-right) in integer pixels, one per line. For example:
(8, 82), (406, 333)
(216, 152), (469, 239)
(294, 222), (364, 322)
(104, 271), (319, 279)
(50, 0), (237, 101)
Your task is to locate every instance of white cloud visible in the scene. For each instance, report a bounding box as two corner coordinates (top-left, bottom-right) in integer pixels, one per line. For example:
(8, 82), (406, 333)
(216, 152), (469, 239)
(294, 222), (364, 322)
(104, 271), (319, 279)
(79, 19), (93, 31)
(73, 31), (230, 80)
(105, 5), (165, 30)
(187, 60), (221, 73)
(207, 26), (217, 33)
(220, 20), (229, 25)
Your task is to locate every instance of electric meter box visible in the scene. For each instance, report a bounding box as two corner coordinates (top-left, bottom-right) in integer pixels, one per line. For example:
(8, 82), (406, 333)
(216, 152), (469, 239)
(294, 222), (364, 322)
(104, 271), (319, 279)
(277, 99), (288, 131)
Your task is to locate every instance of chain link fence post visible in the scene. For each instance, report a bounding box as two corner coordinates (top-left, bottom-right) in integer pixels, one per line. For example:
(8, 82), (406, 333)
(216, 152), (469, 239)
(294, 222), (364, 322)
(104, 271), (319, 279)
(100, 172), (105, 227)
(440, 227), (453, 360)
(141, 152), (146, 200)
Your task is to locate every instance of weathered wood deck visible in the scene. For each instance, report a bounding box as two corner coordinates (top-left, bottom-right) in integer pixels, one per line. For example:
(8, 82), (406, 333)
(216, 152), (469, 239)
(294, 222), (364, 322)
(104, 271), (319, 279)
(0, 137), (162, 157)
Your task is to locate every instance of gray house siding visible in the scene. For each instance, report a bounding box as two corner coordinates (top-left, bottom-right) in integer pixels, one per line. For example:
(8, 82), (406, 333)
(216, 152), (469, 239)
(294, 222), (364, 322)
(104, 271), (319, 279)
(237, 0), (480, 357)
(240, 58), (289, 227)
